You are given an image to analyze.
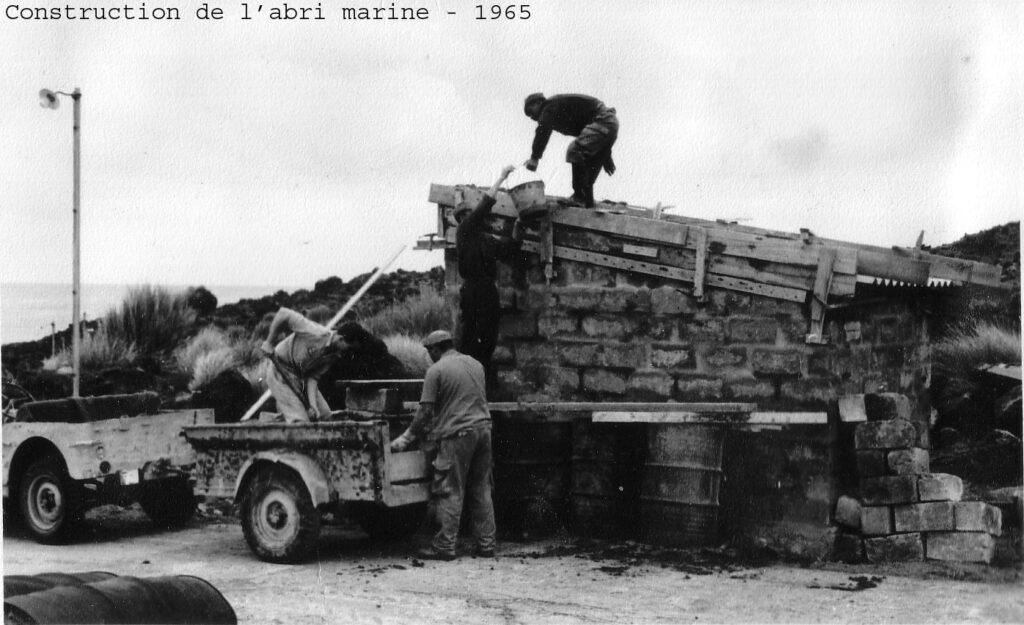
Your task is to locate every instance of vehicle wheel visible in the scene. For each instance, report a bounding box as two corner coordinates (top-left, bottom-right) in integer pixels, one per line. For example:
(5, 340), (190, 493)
(18, 455), (78, 543)
(139, 477), (197, 529)
(240, 467), (320, 563)
(352, 502), (427, 541)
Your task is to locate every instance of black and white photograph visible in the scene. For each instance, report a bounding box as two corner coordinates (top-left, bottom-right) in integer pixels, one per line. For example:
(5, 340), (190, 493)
(1, 1), (1021, 623)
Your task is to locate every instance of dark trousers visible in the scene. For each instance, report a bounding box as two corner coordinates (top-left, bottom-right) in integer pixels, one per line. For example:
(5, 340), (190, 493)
(459, 281), (500, 381)
(425, 425), (496, 554)
(567, 107), (618, 208)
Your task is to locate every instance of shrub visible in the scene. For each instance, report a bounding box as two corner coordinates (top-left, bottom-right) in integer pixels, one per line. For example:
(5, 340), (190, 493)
(103, 285), (197, 354)
(186, 286), (218, 316)
(53, 325), (138, 371)
(360, 290), (453, 338)
(383, 333), (432, 377)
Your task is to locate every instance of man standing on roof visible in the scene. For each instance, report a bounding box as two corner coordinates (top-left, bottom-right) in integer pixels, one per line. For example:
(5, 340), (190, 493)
(390, 330), (496, 561)
(455, 164), (523, 385)
(259, 307), (358, 423)
(522, 92), (619, 208)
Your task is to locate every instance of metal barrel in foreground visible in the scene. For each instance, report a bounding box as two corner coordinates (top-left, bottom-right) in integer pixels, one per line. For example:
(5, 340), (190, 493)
(4, 574), (236, 625)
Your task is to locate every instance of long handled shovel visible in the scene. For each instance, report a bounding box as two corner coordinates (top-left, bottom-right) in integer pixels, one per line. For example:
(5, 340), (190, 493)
(239, 245), (407, 421)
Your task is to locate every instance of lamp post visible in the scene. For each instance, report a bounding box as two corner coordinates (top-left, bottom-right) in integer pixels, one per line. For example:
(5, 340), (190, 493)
(40, 87), (82, 398)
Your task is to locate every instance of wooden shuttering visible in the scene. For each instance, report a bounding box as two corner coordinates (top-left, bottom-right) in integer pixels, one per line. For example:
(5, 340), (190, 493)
(424, 184), (1007, 299)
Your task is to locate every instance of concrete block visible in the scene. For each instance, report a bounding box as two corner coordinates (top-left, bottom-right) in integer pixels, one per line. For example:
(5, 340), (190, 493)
(582, 368), (628, 395)
(843, 321), (863, 342)
(499, 313), (538, 339)
(581, 315), (637, 339)
(854, 420), (917, 450)
(638, 317), (677, 341)
(925, 532), (995, 564)
(724, 379), (775, 401)
(954, 502), (1002, 536)
(887, 448), (930, 475)
(750, 349), (803, 376)
(537, 366), (580, 397)
(893, 502), (956, 532)
(625, 370), (673, 400)
(650, 344), (695, 369)
(864, 533), (924, 562)
(918, 473), (963, 502)
(838, 394), (867, 423)
(650, 286), (694, 315)
(498, 287), (517, 310)
(860, 506), (892, 536)
(683, 317), (726, 342)
(674, 376), (724, 401)
(700, 347), (747, 371)
(519, 288), (552, 312)
(344, 387), (402, 413)
(855, 451), (887, 477)
(834, 495), (862, 530)
(559, 341), (647, 369)
(728, 318), (778, 343)
(863, 392), (912, 422)
(860, 476), (917, 505)
(779, 379), (835, 405)
(537, 312), (577, 337)
(492, 345), (514, 365)
(515, 342), (558, 365)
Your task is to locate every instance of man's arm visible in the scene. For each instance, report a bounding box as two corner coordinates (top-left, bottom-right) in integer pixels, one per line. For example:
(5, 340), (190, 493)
(460, 166), (516, 231)
(390, 402), (435, 451)
(305, 377), (323, 419)
(261, 307), (301, 355)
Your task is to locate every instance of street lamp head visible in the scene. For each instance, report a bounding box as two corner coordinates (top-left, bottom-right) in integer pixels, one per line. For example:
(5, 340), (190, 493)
(39, 89), (60, 109)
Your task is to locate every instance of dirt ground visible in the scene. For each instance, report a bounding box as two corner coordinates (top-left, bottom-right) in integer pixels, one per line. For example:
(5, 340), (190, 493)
(3, 505), (1023, 625)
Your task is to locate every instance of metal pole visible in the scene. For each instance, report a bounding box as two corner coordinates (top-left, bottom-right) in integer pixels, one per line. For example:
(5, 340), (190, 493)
(71, 89), (82, 398)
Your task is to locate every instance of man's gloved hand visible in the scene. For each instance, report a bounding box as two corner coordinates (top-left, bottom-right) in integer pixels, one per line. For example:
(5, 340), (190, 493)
(603, 157), (616, 176)
(524, 158), (538, 172)
(390, 432), (416, 452)
(306, 406), (319, 421)
(260, 340), (275, 357)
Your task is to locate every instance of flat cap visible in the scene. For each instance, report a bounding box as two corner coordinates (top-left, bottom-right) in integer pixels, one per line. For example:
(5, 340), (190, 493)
(422, 330), (453, 347)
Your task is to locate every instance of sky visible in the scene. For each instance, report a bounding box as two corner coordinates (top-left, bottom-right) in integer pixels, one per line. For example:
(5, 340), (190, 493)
(1, 0), (1020, 289)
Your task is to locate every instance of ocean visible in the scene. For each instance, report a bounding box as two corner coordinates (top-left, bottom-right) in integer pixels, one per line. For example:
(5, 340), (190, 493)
(1, 283), (297, 345)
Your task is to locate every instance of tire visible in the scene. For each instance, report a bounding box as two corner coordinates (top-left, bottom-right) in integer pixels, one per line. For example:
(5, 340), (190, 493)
(240, 467), (320, 563)
(139, 476), (197, 529)
(18, 454), (78, 544)
(352, 502), (427, 541)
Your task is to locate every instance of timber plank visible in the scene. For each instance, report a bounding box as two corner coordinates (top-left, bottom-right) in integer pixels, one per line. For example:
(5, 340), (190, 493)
(593, 411), (827, 425)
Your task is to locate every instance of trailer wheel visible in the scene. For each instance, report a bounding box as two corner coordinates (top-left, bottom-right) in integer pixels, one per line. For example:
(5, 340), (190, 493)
(139, 477), (197, 529)
(352, 502), (427, 541)
(18, 454), (78, 544)
(241, 467), (320, 563)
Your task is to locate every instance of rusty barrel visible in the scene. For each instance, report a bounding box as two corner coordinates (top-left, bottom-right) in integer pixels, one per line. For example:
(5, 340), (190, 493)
(570, 421), (644, 539)
(4, 572), (117, 598)
(4, 575), (236, 624)
(491, 418), (571, 539)
(640, 425), (725, 547)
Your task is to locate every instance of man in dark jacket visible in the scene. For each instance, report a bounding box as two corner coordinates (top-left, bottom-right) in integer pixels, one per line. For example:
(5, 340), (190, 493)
(455, 165), (523, 385)
(523, 93), (619, 208)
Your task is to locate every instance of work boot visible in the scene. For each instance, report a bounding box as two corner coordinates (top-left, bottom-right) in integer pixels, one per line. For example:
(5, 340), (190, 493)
(416, 547), (456, 562)
(472, 546), (495, 558)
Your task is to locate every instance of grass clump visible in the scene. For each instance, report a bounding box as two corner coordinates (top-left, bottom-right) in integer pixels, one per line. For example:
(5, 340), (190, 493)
(175, 325), (264, 390)
(48, 325), (138, 371)
(104, 285), (197, 354)
(360, 290), (452, 338)
(383, 333), (432, 377)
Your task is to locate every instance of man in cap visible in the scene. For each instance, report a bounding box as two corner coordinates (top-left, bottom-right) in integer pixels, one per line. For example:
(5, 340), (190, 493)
(259, 307), (358, 422)
(522, 93), (619, 208)
(455, 164), (523, 385)
(390, 330), (496, 560)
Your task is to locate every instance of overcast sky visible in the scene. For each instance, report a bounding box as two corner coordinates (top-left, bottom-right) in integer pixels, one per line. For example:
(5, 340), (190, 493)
(1, 0), (1020, 288)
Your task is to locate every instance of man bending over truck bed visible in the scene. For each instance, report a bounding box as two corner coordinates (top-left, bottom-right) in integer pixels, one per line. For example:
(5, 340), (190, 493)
(260, 307), (357, 422)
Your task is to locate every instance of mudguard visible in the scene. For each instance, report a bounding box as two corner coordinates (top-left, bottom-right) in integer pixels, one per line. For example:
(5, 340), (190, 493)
(234, 451), (333, 507)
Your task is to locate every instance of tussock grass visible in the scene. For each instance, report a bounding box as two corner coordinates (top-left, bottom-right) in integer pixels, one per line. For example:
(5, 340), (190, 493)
(190, 347), (239, 390)
(50, 325), (138, 371)
(176, 325), (265, 390)
(104, 285), (196, 354)
(383, 333), (432, 377)
(360, 290), (453, 338)
(933, 322), (1021, 415)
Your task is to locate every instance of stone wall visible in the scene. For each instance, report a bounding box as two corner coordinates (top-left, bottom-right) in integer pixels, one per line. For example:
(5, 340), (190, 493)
(443, 241), (937, 555)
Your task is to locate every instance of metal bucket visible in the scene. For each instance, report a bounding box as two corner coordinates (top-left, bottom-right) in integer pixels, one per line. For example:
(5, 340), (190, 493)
(570, 421), (644, 539)
(492, 418), (571, 538)
(4, 572), (117, 598)
(508, 181), (548, 220)
(640, 425), (725, 547)
(4, 575), (236, 624)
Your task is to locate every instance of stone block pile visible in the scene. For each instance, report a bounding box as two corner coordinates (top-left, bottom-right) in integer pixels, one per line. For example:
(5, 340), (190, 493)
(836, 393), (1003, 563)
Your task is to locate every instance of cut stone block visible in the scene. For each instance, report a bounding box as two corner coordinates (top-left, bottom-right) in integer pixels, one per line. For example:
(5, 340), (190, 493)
(918, 473), (963, 502)
(834, 495), (862, 530)
(855, 451), (887, 477)
(926, 532), (996, 564)
(954, 502), (1002, 536)
(863, 393), (911, 422)
(860, 506), (892, 536)
(893, 502), (955, 532)
(865, 533), (924, 562)
(861, 476), (917, 505)
(344, 387), (402, 413)
(838, 394), (867, 423)
(854, 420), (917, 450)
(887, 448), (930, 475)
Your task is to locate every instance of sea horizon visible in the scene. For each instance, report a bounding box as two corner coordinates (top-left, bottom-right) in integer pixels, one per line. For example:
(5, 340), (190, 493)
(1, 282), (302, 345)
